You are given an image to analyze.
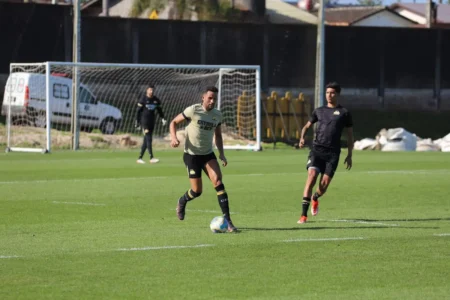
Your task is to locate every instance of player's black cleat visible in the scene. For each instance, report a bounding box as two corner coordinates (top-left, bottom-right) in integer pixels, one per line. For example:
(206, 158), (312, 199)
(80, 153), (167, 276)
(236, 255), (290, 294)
(227, 219), (238, 233)
(176, 199), (186, 220)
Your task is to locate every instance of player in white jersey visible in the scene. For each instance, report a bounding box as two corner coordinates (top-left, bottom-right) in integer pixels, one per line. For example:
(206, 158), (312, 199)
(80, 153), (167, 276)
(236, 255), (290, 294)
(169, 86), (238, 232)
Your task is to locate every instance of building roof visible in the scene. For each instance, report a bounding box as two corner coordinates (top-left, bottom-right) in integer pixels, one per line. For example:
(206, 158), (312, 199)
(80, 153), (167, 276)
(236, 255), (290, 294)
(390, 3), (450, 24)
(321, 6), (416, 26)
(325, 6), (385, 25)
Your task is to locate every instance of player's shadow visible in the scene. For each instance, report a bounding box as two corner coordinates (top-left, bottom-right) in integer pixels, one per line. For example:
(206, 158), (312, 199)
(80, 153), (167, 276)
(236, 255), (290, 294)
(239, 217), (449, 232)
(240, 225), (440, 231)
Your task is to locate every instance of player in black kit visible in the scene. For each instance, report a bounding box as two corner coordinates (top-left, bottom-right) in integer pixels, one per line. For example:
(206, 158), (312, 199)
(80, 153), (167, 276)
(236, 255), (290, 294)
(135, 85), (166, 164)
(297, 82), (354, 224)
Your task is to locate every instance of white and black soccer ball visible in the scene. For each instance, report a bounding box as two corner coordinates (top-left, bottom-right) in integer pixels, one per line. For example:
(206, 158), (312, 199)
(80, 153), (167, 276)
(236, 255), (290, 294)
(210, 216), (228, 233)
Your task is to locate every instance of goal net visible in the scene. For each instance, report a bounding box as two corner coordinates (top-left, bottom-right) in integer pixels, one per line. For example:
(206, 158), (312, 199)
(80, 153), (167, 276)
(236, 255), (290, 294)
(2, 62), (261, 153)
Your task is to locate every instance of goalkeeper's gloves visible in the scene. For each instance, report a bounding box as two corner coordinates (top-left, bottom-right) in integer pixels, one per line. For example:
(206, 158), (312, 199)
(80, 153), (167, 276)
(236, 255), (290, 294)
(161, 119), (167, 126)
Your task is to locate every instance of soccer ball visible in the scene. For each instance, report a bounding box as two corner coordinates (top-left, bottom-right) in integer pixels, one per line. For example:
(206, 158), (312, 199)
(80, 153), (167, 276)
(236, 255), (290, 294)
(210, 216), (229, 233)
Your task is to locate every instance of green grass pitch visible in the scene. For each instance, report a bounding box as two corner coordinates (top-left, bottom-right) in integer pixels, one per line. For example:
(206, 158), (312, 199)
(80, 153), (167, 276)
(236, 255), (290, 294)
(0, 149), (449, 299)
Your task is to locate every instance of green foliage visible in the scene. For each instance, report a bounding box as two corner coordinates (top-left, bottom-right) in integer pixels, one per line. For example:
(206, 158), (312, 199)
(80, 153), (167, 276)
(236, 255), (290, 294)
(129, 0), (167, 18)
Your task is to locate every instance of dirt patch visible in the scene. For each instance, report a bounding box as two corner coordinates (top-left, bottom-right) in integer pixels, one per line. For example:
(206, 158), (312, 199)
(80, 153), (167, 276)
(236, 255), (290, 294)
(0, 125), (253, 150)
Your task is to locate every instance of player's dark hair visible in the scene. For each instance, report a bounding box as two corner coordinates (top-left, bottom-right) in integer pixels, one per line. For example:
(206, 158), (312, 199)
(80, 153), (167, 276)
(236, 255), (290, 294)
(205, 86), (218, 93)
(147, 84), (155, 89)
(326, 82), (341, 94)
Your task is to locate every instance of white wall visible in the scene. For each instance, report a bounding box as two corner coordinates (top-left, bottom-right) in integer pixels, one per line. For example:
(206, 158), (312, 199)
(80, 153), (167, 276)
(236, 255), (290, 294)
(354, 11), (414, 27)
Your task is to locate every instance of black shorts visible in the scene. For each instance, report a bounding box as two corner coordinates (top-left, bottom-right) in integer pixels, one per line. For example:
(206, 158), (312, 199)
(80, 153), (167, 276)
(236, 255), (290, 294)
(141, 125), (154, 135)
(306, 148), (340, 178)
(183, 152), (217, 178)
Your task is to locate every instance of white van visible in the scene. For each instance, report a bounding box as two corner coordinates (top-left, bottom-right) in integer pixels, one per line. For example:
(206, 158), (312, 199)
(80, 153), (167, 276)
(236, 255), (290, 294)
(1, 72), (122, 134)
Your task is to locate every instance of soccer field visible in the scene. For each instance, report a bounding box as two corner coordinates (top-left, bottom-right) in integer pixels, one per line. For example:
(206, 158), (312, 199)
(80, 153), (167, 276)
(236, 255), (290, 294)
(1, 149), (449, 299)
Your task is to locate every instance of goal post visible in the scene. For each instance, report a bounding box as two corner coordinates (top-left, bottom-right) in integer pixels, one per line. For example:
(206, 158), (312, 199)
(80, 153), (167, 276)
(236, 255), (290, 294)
(3, 62), (261, 153)
(4, 62), (50, 153)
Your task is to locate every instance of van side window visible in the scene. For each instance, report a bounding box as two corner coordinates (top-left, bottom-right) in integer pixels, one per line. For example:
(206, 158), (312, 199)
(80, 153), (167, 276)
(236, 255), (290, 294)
(6, 78), (17, 92)
(79, 87), (96, 104)
(53, 84), (70, 99)
(17, 78), (25, 93)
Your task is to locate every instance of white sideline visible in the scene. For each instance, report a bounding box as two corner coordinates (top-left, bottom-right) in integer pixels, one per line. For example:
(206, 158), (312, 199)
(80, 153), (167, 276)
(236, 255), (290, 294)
(116, 244), (214, 251)
(170, 209), (239, 214)
(366, 170), (450, 174)
(282, 237), (365, 242)
(329, 219), (399, 227)
(1, 170), (450, 185)
(0, 255), (20, 259)
(433, 233), (450, 236)
(52, 201), (106, 206)
(0, 176), (168, 185)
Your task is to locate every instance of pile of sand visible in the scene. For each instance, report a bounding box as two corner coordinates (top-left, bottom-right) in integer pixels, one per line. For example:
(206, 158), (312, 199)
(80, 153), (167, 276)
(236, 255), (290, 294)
(0, 126), (252, 150)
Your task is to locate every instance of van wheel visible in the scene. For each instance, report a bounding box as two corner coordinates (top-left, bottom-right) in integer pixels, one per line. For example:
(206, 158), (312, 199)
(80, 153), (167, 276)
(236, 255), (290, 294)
(34, 111), (47, 128)
(100, 118), (116, 135)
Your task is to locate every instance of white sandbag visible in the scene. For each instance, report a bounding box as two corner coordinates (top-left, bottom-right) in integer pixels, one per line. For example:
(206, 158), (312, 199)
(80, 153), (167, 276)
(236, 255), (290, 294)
(440, 142), (450, 152)
(433, 133), (450, 152)
(380, 128), (417, 152)
(354, 138), (378, 150)
(416, 138), (441, 152)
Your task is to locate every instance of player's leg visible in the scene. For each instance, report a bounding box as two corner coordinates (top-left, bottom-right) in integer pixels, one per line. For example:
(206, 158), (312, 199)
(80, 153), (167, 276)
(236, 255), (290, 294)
(143, 128), (158, 163)
(204, 154), (237, 232)
(311, 154), (339, 216)
(137, 129), (147, 164)
(176, 154), (203, 220)
(298, 152), (323, 223)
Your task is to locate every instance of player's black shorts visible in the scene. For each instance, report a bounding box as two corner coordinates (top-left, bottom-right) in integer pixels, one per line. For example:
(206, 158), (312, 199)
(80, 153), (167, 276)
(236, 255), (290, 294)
(306, 147), (340, 178)
(183, 152), (217, 178)
(141, 122), (154, 135)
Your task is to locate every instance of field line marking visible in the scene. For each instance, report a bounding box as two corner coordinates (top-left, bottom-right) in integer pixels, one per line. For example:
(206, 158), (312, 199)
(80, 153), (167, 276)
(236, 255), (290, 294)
(0, 255), (20, 259)
(52, 201), (106, 206)
(0, 176), (169, 185)
(116, 244), (214, 251)
(168, 209), (238, 214)
(366, 170), (450, 174)
(433, 233), (450, 237)
(282, 237), (365, 242)
(329, 219), (399, 227)
(1, 169), (450, 185)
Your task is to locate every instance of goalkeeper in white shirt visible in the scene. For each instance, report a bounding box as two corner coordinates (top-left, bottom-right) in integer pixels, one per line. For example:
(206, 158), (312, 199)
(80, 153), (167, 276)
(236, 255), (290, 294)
(135, 84), (166, 164)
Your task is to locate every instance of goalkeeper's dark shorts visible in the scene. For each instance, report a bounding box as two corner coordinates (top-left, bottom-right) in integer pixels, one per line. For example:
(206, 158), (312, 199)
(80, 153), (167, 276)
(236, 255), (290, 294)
(183, 152), (217, 179)
(306, 147), (340, 178)
(141, 122), (155, 135)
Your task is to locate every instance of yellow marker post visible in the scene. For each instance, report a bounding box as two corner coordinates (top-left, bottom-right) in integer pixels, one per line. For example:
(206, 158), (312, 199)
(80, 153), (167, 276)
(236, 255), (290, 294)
(149, 10), (159, 19)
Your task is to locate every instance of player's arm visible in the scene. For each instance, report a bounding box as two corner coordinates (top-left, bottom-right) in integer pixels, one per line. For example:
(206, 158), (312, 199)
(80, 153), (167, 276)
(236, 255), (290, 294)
(299, 121), (312, 148)
(156, 98), (167, 125)
(169, 113), (186, 148)
(346, 127), (353, 158)
(344, 111), (354, 170)
(299, 109), (318, 148)
(135, 100), (144, 128)
(214, 125), (227, 167)
(344, 127), (354, 170)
